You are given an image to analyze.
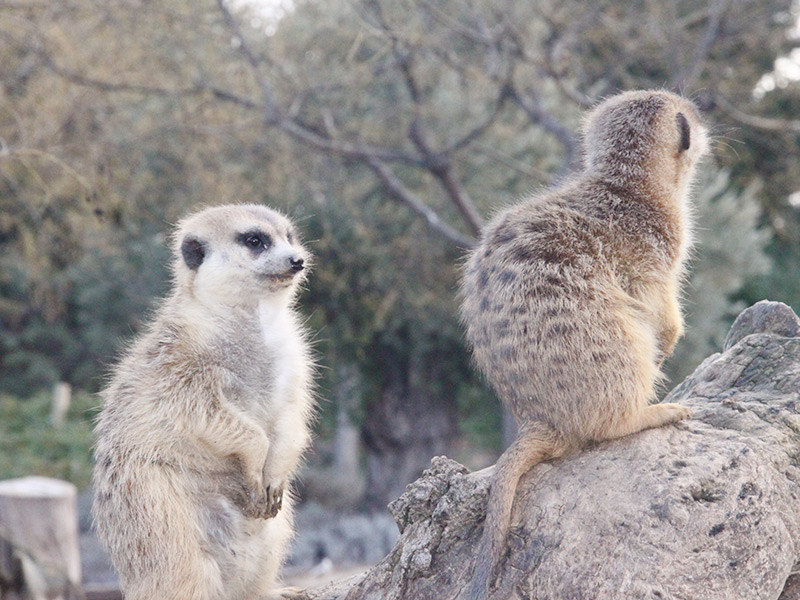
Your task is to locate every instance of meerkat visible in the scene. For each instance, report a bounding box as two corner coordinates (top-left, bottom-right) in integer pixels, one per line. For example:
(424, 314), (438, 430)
(460, 90), (709, 599)
(92, 204), (314, 600)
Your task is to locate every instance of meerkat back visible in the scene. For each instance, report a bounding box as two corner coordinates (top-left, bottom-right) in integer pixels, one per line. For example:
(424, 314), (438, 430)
(92, 204), (314, 600)
(460, 90), (708, 599)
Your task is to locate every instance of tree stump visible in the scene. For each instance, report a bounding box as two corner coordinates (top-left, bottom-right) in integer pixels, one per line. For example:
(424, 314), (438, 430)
(0, 477), (83, 600)
(304, 301), (800, 600)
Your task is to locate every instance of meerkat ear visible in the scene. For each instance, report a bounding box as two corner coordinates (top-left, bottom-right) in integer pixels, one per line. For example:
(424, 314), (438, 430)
(181, 235), (207, 271)
(676, 112), (691, 152)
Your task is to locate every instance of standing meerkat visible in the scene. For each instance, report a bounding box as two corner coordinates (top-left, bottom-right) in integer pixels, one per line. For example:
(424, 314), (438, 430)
(460, 90), (709, 599)
(92, 204), (314, 600)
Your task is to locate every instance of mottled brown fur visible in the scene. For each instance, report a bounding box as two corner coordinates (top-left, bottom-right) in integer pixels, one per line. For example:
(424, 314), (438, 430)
(93, 204), (314, 600)
(460, 90), (709, 599)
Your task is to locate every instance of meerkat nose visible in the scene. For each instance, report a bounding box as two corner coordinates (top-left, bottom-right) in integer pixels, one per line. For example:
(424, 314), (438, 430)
(289, 257), (305, 272)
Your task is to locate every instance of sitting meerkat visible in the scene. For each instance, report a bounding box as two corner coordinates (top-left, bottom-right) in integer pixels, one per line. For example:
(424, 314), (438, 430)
(92, 204), (314, 600)
(460, 90), (709, 599)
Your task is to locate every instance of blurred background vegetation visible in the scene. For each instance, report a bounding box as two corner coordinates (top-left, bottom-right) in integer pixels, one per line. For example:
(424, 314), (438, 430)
(0, 0), (798, 509)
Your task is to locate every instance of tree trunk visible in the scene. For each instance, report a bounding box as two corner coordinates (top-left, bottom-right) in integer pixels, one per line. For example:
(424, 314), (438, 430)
(333, 364), (363, 486)
(0, 477), (83, 600)
(362, 333), (459, 510)
(305, 301), (800, 600)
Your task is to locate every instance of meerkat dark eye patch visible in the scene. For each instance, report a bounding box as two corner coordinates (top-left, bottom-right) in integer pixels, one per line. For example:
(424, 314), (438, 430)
(237, 229), (272, 254)
(676, 112), (691, 152)
(181, 235), (207, 271)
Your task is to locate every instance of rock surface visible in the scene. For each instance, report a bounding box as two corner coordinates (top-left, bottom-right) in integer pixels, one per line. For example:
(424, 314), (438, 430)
(305, 301), (800, 600)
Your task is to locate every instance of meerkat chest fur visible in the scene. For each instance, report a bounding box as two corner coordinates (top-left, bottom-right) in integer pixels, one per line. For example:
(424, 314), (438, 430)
(256, 296), (310, 416)
(205, 299), (308, 429)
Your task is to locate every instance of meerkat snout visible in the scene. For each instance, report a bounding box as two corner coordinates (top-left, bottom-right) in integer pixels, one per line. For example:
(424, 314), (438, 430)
(290, 256), (305, 272)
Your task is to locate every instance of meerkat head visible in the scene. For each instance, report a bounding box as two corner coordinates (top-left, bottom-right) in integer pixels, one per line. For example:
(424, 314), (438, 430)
(172, 204), (310, 309)
(582, 90), (709, 197)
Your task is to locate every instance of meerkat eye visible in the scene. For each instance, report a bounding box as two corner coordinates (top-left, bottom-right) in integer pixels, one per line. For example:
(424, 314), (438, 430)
(237, 230), (272, 253)
(676, 113), (691, 152)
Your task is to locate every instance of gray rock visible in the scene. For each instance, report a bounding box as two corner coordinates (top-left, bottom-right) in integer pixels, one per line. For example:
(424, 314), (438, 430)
(723, 299), (800, 351)
(306, 301), (800, 600)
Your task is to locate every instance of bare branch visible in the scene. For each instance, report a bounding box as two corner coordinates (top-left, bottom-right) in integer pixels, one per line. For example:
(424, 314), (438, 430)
(42, 54), (202, 97)
(40, 0), (485, 248)
(714, 93), (800, 134)
(443, 84), (511, 155)
(204, 86), (262, 110)
(416, 0), (497, 47)
(37, 28), (267, 109)
(41, 25), (423, 169)
(365, 157), (476, 248)
(392, 47), (484, 235)
(472, 142), (554, 184)
(276, 118), (422, 164)
(436, 162), (484, 236)
(214, 0), (279, 118)
(541, 64), (596, 109)
(671, 0), (730, 90)
(213, 0), (428, 165)
(508, 85), (579, 175)
(528, 9), (600, 109)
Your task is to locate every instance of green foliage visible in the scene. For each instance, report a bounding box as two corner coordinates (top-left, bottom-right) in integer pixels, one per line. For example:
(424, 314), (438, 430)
(0, 391), (98, 488)
(456, 383), (503, 450)
(746, 237), (800, 312)
(0, 222), (170, 395)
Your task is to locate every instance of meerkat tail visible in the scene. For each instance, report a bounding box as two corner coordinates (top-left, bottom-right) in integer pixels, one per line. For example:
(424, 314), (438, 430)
(468, 424), (567, 600)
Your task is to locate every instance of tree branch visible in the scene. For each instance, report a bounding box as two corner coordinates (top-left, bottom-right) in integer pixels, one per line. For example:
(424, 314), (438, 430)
(714, 93), (800, 133)
(526, 9), (601, 109)
(670, 0), (730, 90)
(416, 0), (497, 47)
(204, 85), (262, 110)
(393, 46), (484, 236)
(41, 0), (486, 248)
(443, 84), (511, 155)
(275, 118), (422, 164)
(508, 85), (579, 175)
(41, 54), (203, 98)
(214, 0), (280, 119)
(365, 157), (475, 248)
(434, 164), (484, 236)
(472, 142), (555, 183)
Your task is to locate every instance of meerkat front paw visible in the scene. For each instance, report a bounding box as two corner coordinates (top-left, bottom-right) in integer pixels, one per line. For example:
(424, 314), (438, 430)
(236, 479), (284, 520)
(264, 480), (285, 518)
